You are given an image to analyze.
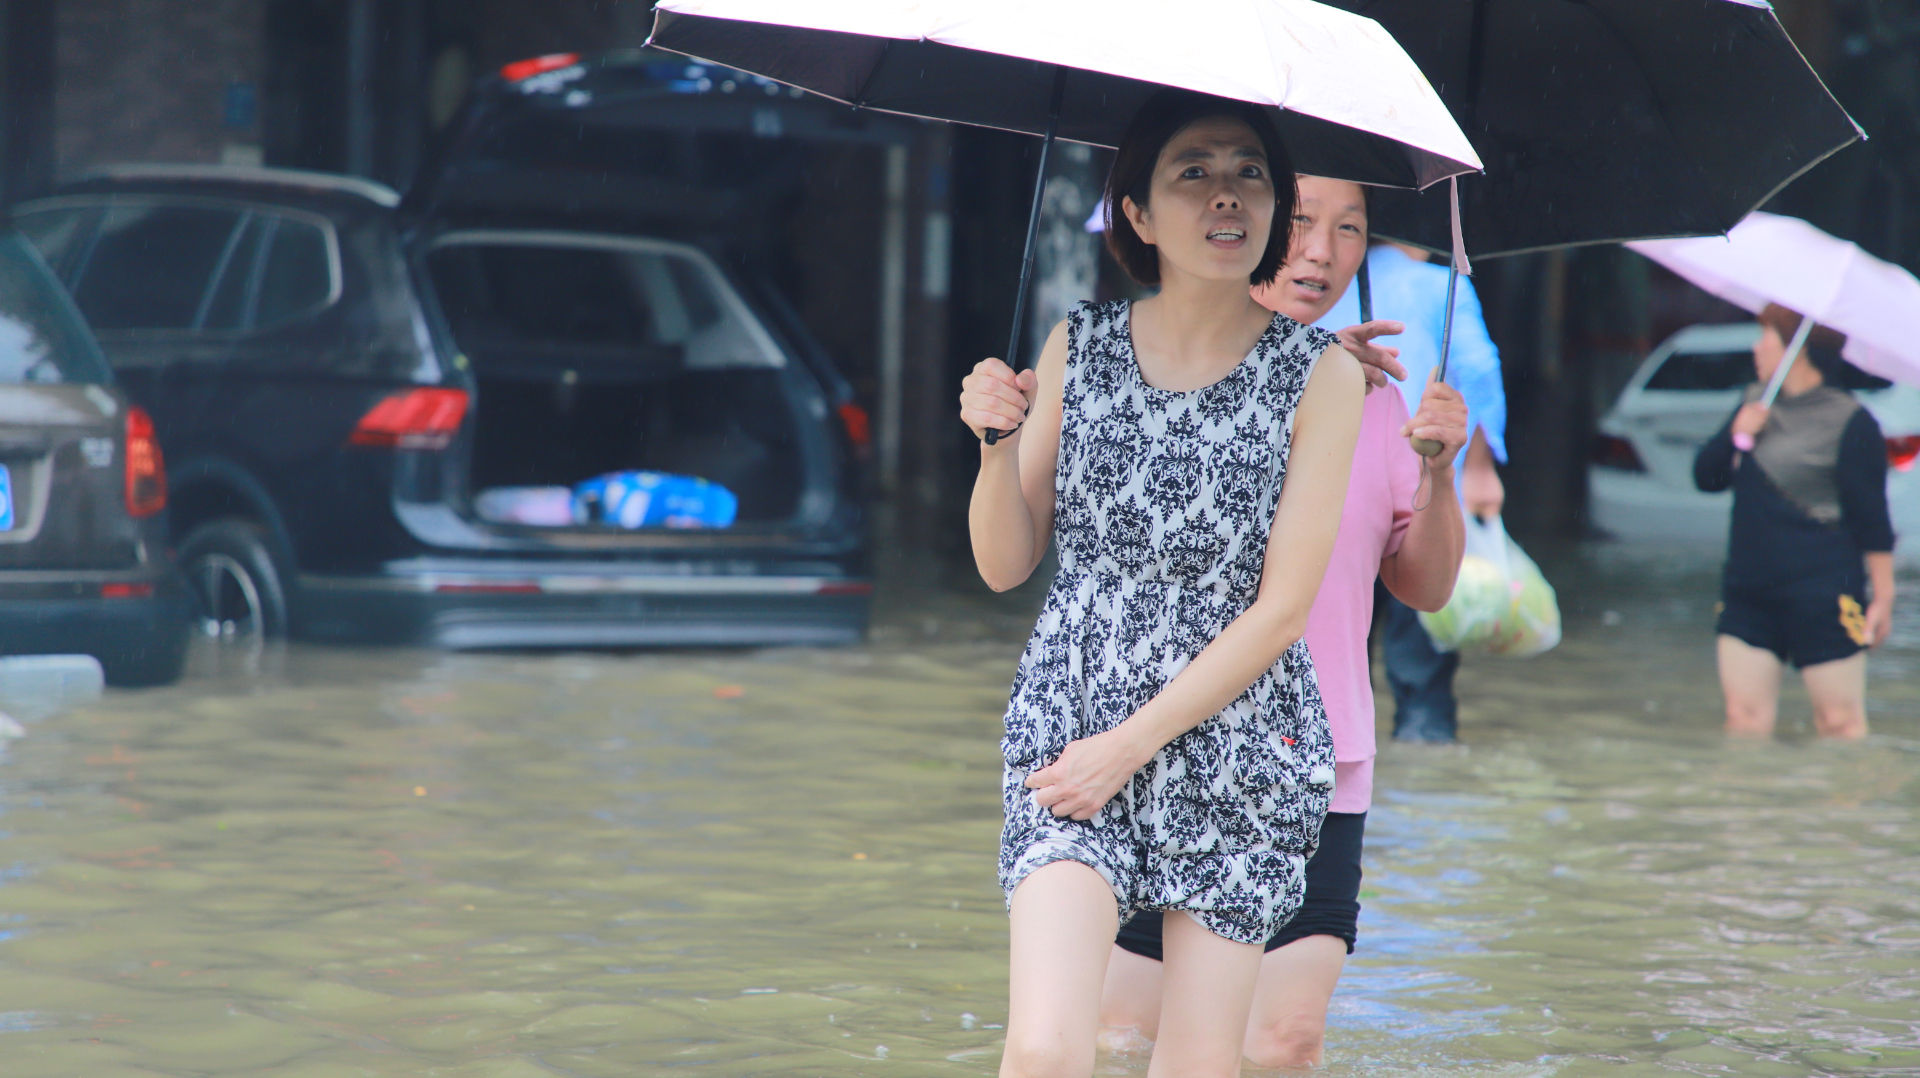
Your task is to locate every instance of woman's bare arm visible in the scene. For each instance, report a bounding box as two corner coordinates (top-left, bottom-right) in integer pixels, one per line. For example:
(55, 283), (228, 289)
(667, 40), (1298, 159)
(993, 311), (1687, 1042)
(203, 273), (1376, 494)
(1025, 345), (1366, 819)
(962, 321), (1069, 591)
(1379, 376), (1469, 611)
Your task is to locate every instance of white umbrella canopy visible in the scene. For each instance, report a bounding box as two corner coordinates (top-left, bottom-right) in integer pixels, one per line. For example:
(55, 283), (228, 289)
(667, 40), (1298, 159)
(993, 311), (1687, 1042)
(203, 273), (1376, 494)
(1629, 213), (1920, 390)
(650, 0), (1481, 444)
(648, 0), (1483, 189)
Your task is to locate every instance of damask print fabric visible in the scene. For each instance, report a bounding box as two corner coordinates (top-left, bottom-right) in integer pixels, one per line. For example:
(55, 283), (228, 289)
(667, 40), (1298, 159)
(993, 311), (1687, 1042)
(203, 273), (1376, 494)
(998, 299), (1338, 946)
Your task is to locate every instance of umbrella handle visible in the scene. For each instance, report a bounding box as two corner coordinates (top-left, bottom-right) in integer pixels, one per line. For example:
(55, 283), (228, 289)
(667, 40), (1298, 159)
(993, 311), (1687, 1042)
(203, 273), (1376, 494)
(1731, 316), (1817, 455)
(984, 65), (1070, 447)
(1759, 316), (1817, 409)
(1413, 177), (1472, 459)
(1413, 261), (1451, 457)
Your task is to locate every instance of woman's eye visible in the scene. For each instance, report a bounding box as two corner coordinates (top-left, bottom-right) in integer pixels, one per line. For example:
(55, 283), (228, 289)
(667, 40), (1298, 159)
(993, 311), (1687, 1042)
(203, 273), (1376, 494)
(1182, 167), (1206, 179)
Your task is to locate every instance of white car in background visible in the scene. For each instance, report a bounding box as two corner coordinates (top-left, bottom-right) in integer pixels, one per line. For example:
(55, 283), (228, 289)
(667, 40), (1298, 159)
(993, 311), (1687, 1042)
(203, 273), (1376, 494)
(1590, 323), (1920, 561)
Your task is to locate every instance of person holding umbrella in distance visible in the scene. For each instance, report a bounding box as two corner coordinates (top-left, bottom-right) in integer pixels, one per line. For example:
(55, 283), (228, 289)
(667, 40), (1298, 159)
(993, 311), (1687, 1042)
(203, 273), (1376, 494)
(1094, 174), (1471, 1067)
(959, 92), (1366, 1078)
(1692, 305), (1894, 740)
(1632, 213), (1913, 742)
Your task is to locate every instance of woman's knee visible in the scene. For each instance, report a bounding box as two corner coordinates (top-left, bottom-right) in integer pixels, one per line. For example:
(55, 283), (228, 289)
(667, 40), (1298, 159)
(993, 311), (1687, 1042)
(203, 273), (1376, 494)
(1000, 1033), (1094, 1078)
(1244, 1016), (1325, 1069)
(1811, 701), (1868, 739)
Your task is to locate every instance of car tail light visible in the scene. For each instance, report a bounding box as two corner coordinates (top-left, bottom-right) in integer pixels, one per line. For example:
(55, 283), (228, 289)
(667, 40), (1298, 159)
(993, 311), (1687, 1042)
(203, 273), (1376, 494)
(349, 388), (469, 450)
(101, 582), (154, 599)
(837, 401), (872, 450)
(124, 406), (166, 517)
(1888, 435), (1920, 472)
(501, 53), (580, 82)
(1591, 433), (1646, 473)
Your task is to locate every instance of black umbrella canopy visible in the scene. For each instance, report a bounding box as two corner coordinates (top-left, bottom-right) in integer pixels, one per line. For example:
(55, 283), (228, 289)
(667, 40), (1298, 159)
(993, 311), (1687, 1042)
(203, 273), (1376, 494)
(649, 8), (1470, 191)
(1331, 0), (1862, 257)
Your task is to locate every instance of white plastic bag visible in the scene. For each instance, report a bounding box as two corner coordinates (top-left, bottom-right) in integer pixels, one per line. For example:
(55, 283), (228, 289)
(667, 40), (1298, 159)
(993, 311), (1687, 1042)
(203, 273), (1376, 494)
(1417, 515), (1562, 658)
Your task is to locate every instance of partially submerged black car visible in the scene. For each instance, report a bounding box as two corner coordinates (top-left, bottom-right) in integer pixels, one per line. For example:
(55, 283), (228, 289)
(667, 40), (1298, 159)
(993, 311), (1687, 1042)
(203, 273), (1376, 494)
(0, 226), (189, 684)
(12, 52), (904, 649)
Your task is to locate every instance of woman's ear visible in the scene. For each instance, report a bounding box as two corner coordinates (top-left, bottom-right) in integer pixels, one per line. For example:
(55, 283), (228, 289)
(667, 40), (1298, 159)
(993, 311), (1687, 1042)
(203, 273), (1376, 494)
(1121, 195), (1155, 247)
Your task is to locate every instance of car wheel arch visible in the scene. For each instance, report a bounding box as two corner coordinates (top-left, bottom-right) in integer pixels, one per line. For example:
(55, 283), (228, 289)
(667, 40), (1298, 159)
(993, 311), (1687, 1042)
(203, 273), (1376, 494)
(164, 457), (296, 561)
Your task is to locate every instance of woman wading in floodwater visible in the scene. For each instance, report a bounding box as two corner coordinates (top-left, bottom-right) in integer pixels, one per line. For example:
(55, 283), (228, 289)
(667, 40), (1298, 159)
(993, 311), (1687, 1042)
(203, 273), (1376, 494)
(958, 91), (1365, 1078)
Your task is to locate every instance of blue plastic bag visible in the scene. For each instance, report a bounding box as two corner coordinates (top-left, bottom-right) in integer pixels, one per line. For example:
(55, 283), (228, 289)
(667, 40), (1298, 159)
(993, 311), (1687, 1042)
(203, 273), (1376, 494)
(572, 471), (738, 529)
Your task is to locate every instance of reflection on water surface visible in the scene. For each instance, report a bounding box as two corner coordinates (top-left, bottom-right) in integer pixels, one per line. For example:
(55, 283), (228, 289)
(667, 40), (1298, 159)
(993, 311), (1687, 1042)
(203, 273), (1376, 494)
(0, 545), (1915, 1076)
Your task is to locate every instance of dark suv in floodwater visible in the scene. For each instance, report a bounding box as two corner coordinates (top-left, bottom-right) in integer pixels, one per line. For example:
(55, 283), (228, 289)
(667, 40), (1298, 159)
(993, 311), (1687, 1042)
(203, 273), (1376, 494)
(12, 53), (901, 649)
(0, 227), (189, 684)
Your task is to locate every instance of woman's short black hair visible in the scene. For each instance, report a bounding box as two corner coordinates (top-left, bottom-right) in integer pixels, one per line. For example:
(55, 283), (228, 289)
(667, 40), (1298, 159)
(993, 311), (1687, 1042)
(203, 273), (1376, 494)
(1102, 89), (1296, 288)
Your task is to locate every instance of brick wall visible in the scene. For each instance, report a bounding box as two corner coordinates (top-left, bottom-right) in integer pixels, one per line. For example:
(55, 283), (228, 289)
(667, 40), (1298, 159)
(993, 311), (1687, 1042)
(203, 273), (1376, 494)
(55, 0), (265, 177)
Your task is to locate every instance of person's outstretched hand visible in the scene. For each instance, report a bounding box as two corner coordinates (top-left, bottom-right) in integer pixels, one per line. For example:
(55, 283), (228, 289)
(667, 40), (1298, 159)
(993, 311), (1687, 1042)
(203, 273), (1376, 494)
(1024, 729), (1144, 821)
(1335, 320), (1407, 390)
(959, 357), (1036, 441)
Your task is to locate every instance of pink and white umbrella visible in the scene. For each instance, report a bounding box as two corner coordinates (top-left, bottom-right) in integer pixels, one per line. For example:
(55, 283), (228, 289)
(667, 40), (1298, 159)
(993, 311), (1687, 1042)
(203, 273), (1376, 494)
(1629, 213), (1920, 395)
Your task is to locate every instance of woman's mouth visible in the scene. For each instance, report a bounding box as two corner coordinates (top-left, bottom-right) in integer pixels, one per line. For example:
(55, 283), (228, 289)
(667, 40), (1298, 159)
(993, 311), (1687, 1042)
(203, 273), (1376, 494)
(1206, 226), (1247, 247)
(1290, 275), (1329, 295)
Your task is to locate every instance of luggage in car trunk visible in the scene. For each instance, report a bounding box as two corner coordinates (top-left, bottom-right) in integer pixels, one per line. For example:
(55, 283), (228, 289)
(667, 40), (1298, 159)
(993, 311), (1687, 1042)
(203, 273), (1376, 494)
(426, 232), (821, 530)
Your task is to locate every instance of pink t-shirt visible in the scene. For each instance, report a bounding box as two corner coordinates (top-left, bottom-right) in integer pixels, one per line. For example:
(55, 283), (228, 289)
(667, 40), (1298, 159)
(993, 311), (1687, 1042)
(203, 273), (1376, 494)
(1305, 388), (1422, 813)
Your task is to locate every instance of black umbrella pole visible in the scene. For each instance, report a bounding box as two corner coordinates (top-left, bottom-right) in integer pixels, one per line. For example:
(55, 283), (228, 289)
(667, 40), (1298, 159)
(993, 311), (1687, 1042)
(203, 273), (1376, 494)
(1410, 255), (1461, 459)
(1357, 255), (1372, 324)
(984, 66), (1069, 447)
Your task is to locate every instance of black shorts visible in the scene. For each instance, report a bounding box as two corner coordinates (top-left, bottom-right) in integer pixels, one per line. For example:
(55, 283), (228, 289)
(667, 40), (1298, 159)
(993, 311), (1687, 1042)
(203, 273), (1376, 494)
(1718, 586), (1869, 669)
(1114, 811), (1365, 959)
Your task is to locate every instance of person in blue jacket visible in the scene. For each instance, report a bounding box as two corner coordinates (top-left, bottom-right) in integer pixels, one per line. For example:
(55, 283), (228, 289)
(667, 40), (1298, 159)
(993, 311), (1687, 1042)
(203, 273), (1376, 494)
(1316, 242), (1506, 742)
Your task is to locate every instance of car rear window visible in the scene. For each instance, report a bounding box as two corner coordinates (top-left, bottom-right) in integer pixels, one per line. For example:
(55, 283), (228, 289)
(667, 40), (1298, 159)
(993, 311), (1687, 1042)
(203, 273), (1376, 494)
(0, 233), (111, 384)
(14, 206), (95, 276)
(201, 213), (338, 331)
(426, 240), (782, 370)
(1644, 351), (1755, 391)
(67, 203), (246, 331)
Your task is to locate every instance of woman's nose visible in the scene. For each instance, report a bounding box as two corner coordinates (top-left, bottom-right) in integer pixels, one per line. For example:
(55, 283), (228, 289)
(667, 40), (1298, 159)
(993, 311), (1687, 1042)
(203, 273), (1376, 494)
(1212, 190), (1242, 210)
(1299, 228), (1332, 263)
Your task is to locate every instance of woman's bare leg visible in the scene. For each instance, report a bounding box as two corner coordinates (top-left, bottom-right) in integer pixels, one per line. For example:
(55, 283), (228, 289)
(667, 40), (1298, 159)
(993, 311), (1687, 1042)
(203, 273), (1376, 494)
(1098, 933), (1350, 1067)
(1241, 935), (1348, 1068)
(1003, 861), (1121, 1078)
(1098, 944), (1164, 1050)
(1148, 911), (1264, 1078)
(1801, 651), (1868, 739)
(1718, 634), (1782, 737)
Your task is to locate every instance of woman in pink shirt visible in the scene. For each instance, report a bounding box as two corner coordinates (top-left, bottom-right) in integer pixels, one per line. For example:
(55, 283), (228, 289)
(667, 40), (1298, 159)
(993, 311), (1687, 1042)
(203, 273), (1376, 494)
(1098, 175), (1471, 1067)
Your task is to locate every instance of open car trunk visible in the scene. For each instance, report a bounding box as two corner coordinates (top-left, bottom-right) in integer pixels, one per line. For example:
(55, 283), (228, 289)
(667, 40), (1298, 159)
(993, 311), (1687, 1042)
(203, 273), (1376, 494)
(425, 231), (832, 536)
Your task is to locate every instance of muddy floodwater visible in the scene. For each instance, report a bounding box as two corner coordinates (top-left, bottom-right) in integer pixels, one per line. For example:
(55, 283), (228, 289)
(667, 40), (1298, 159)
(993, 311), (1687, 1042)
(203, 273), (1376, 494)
(0, 545), (1916, 1077)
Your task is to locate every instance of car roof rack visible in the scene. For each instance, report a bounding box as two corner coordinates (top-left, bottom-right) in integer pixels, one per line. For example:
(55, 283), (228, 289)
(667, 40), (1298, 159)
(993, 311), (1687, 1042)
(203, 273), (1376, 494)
(72, 164), (401, 208)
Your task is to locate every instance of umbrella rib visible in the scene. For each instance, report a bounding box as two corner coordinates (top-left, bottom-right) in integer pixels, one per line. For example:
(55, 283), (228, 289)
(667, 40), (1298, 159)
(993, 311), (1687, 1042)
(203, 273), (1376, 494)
(1736, 133), (1864, 236)
(852, 39), (896, 108)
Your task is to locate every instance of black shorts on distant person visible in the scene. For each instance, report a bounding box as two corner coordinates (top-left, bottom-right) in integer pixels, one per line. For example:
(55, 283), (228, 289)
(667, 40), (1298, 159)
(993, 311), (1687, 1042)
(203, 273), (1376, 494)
(1114, 811), (1365, 959)
(1718, 585), (1869, 669)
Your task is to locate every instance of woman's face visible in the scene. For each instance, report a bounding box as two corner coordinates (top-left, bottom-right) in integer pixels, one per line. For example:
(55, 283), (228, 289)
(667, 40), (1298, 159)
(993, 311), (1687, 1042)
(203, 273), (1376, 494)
(1752, 323), (1785, 384)
(1123, 116), (1276, 284)
(1261, 175), (1367, 324)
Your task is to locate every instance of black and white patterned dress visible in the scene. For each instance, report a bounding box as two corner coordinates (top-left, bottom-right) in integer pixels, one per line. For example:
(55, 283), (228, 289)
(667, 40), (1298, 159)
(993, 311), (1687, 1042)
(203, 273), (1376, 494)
(998, 299), (1337, 945)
